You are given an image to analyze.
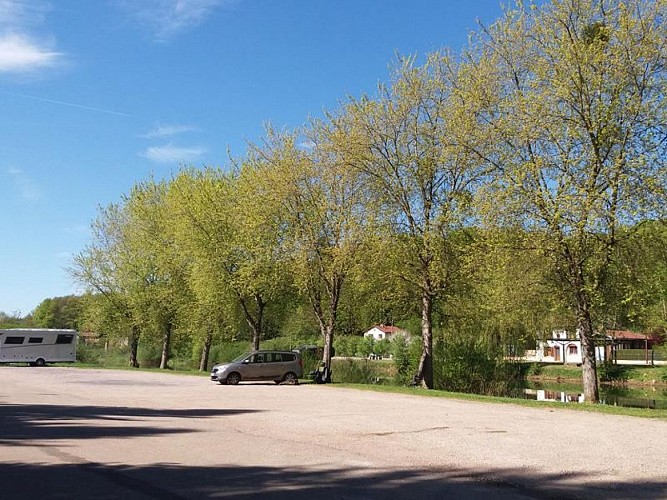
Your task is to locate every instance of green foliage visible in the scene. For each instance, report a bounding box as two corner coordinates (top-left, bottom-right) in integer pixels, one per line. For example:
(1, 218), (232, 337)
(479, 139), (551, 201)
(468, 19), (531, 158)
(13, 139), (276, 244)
(76, 343), (103, 365)
(435, 336), (516, 396)
(208, 342), (252, 365)
(331, 358), (394, 384)
(0, 311), (30, 329)
(527, 363), (544, 377)
(598, 362), (629, 383)
(32, 295), (83, 329)
(391, 335), (420, 385)
(333, 335), (363, 357)
(75, 344), (132, 368)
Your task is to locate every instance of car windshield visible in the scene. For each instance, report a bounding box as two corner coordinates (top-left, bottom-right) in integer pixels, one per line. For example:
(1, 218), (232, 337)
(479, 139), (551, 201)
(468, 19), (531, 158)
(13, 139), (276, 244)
(231, 352), (251, 363)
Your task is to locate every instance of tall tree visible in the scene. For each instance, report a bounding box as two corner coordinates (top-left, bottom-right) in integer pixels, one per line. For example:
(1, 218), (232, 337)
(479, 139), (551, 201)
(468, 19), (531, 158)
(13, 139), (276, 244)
(252, 125), (371, 376)
(122, 179), (192, 369)
(341, 54), (486, 388)
(469, 0), (667, 401)
(70, 202), (143, 367)
(169, 168), (286, 351)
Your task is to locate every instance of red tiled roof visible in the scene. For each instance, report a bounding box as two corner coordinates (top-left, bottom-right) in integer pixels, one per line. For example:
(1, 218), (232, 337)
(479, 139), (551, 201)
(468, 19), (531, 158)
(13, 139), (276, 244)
(607, 330), (647, 340)
(373, 324), (404, 334)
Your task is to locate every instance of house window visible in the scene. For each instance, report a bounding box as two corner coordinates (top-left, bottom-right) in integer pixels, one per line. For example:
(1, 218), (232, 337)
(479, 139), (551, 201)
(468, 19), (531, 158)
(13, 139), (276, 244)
(5, 336), (25, 344)
(568, 345), (578, 355)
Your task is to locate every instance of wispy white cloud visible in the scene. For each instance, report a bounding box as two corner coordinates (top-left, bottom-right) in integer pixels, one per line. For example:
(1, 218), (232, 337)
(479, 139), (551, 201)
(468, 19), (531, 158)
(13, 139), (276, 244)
(0, 0), (49, 26)
(117, 0), (229, 41)
(143, 123), (199, 138)
(0, 34), (62, 72)
(0, 1), (63, 74)
(141, 144), (207, 164)
(7, 166), (41, 201)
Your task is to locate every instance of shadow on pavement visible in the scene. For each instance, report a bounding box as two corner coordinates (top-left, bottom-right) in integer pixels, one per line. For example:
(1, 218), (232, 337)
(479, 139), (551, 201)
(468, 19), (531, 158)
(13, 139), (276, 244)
(0, 403), (260, 444)
(0, 461), (664, 500)
(1, 403), (664, 499)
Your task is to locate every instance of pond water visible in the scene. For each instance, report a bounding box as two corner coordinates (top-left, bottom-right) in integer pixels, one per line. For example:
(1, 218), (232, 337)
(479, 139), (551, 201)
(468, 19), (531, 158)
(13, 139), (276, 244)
(513, 382), (667, 409)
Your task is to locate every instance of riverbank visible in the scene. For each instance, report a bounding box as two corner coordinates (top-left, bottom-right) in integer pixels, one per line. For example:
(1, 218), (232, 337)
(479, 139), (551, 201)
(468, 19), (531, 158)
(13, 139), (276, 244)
(529, 363), (667, 387)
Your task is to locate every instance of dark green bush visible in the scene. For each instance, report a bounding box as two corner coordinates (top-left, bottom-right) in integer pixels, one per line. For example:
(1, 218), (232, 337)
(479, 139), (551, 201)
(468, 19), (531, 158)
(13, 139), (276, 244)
(332, 358), (393, 384)
(527, 363), (544, 376)
(435, 336), (513, 396)
(598, 362), (629, 382)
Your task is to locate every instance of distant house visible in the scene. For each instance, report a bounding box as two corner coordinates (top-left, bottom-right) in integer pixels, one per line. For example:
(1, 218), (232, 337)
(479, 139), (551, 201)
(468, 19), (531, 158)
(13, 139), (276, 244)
(607, 330), (662, 350)
(363, 324), (409, 342)
(523, 328), (664, 365)
(527, 329), (605, 364)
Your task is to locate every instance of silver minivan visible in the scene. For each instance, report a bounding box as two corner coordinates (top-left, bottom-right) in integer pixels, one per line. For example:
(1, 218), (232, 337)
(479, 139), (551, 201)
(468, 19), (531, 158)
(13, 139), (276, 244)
(210, 350), (303, 385)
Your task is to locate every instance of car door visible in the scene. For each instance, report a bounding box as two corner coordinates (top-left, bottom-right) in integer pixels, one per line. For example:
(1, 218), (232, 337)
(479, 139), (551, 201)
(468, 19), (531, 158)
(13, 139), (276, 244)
(263, 352), (284, 379)
(242, 352), (265, 380)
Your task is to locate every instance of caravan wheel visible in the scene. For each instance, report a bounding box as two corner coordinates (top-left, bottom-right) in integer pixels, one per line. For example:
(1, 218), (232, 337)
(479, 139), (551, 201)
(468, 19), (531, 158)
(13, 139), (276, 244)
(35, 358), (46, 367)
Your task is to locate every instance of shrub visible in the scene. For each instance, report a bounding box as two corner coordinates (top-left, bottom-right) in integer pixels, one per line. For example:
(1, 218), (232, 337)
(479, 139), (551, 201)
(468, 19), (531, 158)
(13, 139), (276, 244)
(76, 343), (103, 364)
(598, 362), (628, 383)
(331, 358), (393, 384)
(333, 335), (364, 357)
(392, 335), (419, 385)
(435, 336), (512, 396)
(527, 363), (544, 376)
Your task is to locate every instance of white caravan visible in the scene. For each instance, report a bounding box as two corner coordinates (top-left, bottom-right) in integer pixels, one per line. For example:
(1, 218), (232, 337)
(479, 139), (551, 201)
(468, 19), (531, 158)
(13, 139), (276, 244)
(0, 328), (77, 366)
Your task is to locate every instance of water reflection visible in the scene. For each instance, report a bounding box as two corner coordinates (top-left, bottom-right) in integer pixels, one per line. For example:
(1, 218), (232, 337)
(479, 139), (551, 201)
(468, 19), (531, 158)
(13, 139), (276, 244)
(517, 383), (667, 409)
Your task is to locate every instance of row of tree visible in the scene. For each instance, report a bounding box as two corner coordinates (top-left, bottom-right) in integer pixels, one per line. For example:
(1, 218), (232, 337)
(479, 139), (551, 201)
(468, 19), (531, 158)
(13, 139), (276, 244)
(70, 0), (667, 403)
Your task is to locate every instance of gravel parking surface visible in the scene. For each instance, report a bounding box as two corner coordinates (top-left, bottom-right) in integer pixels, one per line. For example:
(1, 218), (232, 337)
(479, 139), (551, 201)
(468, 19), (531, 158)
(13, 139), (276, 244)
(1, 366), (666, 499)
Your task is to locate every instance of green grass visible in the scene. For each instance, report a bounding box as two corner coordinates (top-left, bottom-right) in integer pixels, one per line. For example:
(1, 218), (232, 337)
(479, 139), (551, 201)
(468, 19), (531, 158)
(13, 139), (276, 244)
(530, 363), (667, 383)
(330, 382), (667, 420)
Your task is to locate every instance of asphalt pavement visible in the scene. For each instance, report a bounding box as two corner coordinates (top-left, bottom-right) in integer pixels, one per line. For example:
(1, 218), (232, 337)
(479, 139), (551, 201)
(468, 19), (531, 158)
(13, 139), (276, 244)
(1, 366), (666, 499)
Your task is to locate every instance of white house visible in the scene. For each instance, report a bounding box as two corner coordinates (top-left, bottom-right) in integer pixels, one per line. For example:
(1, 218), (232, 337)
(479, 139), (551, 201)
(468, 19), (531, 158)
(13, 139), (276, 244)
(363, 324), (409, 341)
(525, 329), (605, 364)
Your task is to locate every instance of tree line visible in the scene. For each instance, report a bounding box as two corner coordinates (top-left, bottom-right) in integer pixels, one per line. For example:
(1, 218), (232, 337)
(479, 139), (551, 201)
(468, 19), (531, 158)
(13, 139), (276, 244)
(65, 0), (666, 403)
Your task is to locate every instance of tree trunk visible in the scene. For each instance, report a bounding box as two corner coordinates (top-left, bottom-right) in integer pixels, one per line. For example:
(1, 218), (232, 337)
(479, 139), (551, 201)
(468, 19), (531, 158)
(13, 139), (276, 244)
(159, 322), (172, 369)
(199, 328), (213, 372)
(576, 295), (599, 403)
(128, 325), (140, 368)
(322, 322), (334, 383)
(321, 277), (342, 383)
(415, 285), (434, 389)
(252, 296), (264, 351)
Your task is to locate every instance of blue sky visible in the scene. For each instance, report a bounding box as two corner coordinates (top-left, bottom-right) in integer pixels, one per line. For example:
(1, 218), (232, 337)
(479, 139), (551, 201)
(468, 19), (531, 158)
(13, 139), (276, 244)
(0, 0), (507, 316)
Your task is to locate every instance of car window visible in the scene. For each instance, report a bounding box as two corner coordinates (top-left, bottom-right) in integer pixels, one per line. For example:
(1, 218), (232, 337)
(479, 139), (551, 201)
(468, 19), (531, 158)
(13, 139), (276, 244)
(252, 353), (265, 363)
(56, 334), (74, 344)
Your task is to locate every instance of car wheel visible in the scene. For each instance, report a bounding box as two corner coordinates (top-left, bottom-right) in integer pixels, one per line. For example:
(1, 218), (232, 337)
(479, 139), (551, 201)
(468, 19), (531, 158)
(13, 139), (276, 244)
(283, 372), (298, 385)
(35, 358), (46, 367)
(226, 372), (241, 385)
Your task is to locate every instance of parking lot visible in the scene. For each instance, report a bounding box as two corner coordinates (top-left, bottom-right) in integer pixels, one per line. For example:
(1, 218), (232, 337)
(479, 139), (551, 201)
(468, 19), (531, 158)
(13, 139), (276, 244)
(1, 366), (666, 499)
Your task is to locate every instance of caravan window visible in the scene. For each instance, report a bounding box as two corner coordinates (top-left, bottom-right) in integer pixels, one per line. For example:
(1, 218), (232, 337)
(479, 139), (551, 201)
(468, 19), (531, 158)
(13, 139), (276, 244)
(56, 334), (74, 345)
(5, 336), (25, 344)
(28, 337), (44, 344)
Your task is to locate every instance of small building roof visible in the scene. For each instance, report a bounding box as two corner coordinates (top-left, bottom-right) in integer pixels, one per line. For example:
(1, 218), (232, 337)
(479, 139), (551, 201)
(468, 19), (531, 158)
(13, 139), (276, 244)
(607, 329), (649, 340)
(371, 324), (405, 335)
